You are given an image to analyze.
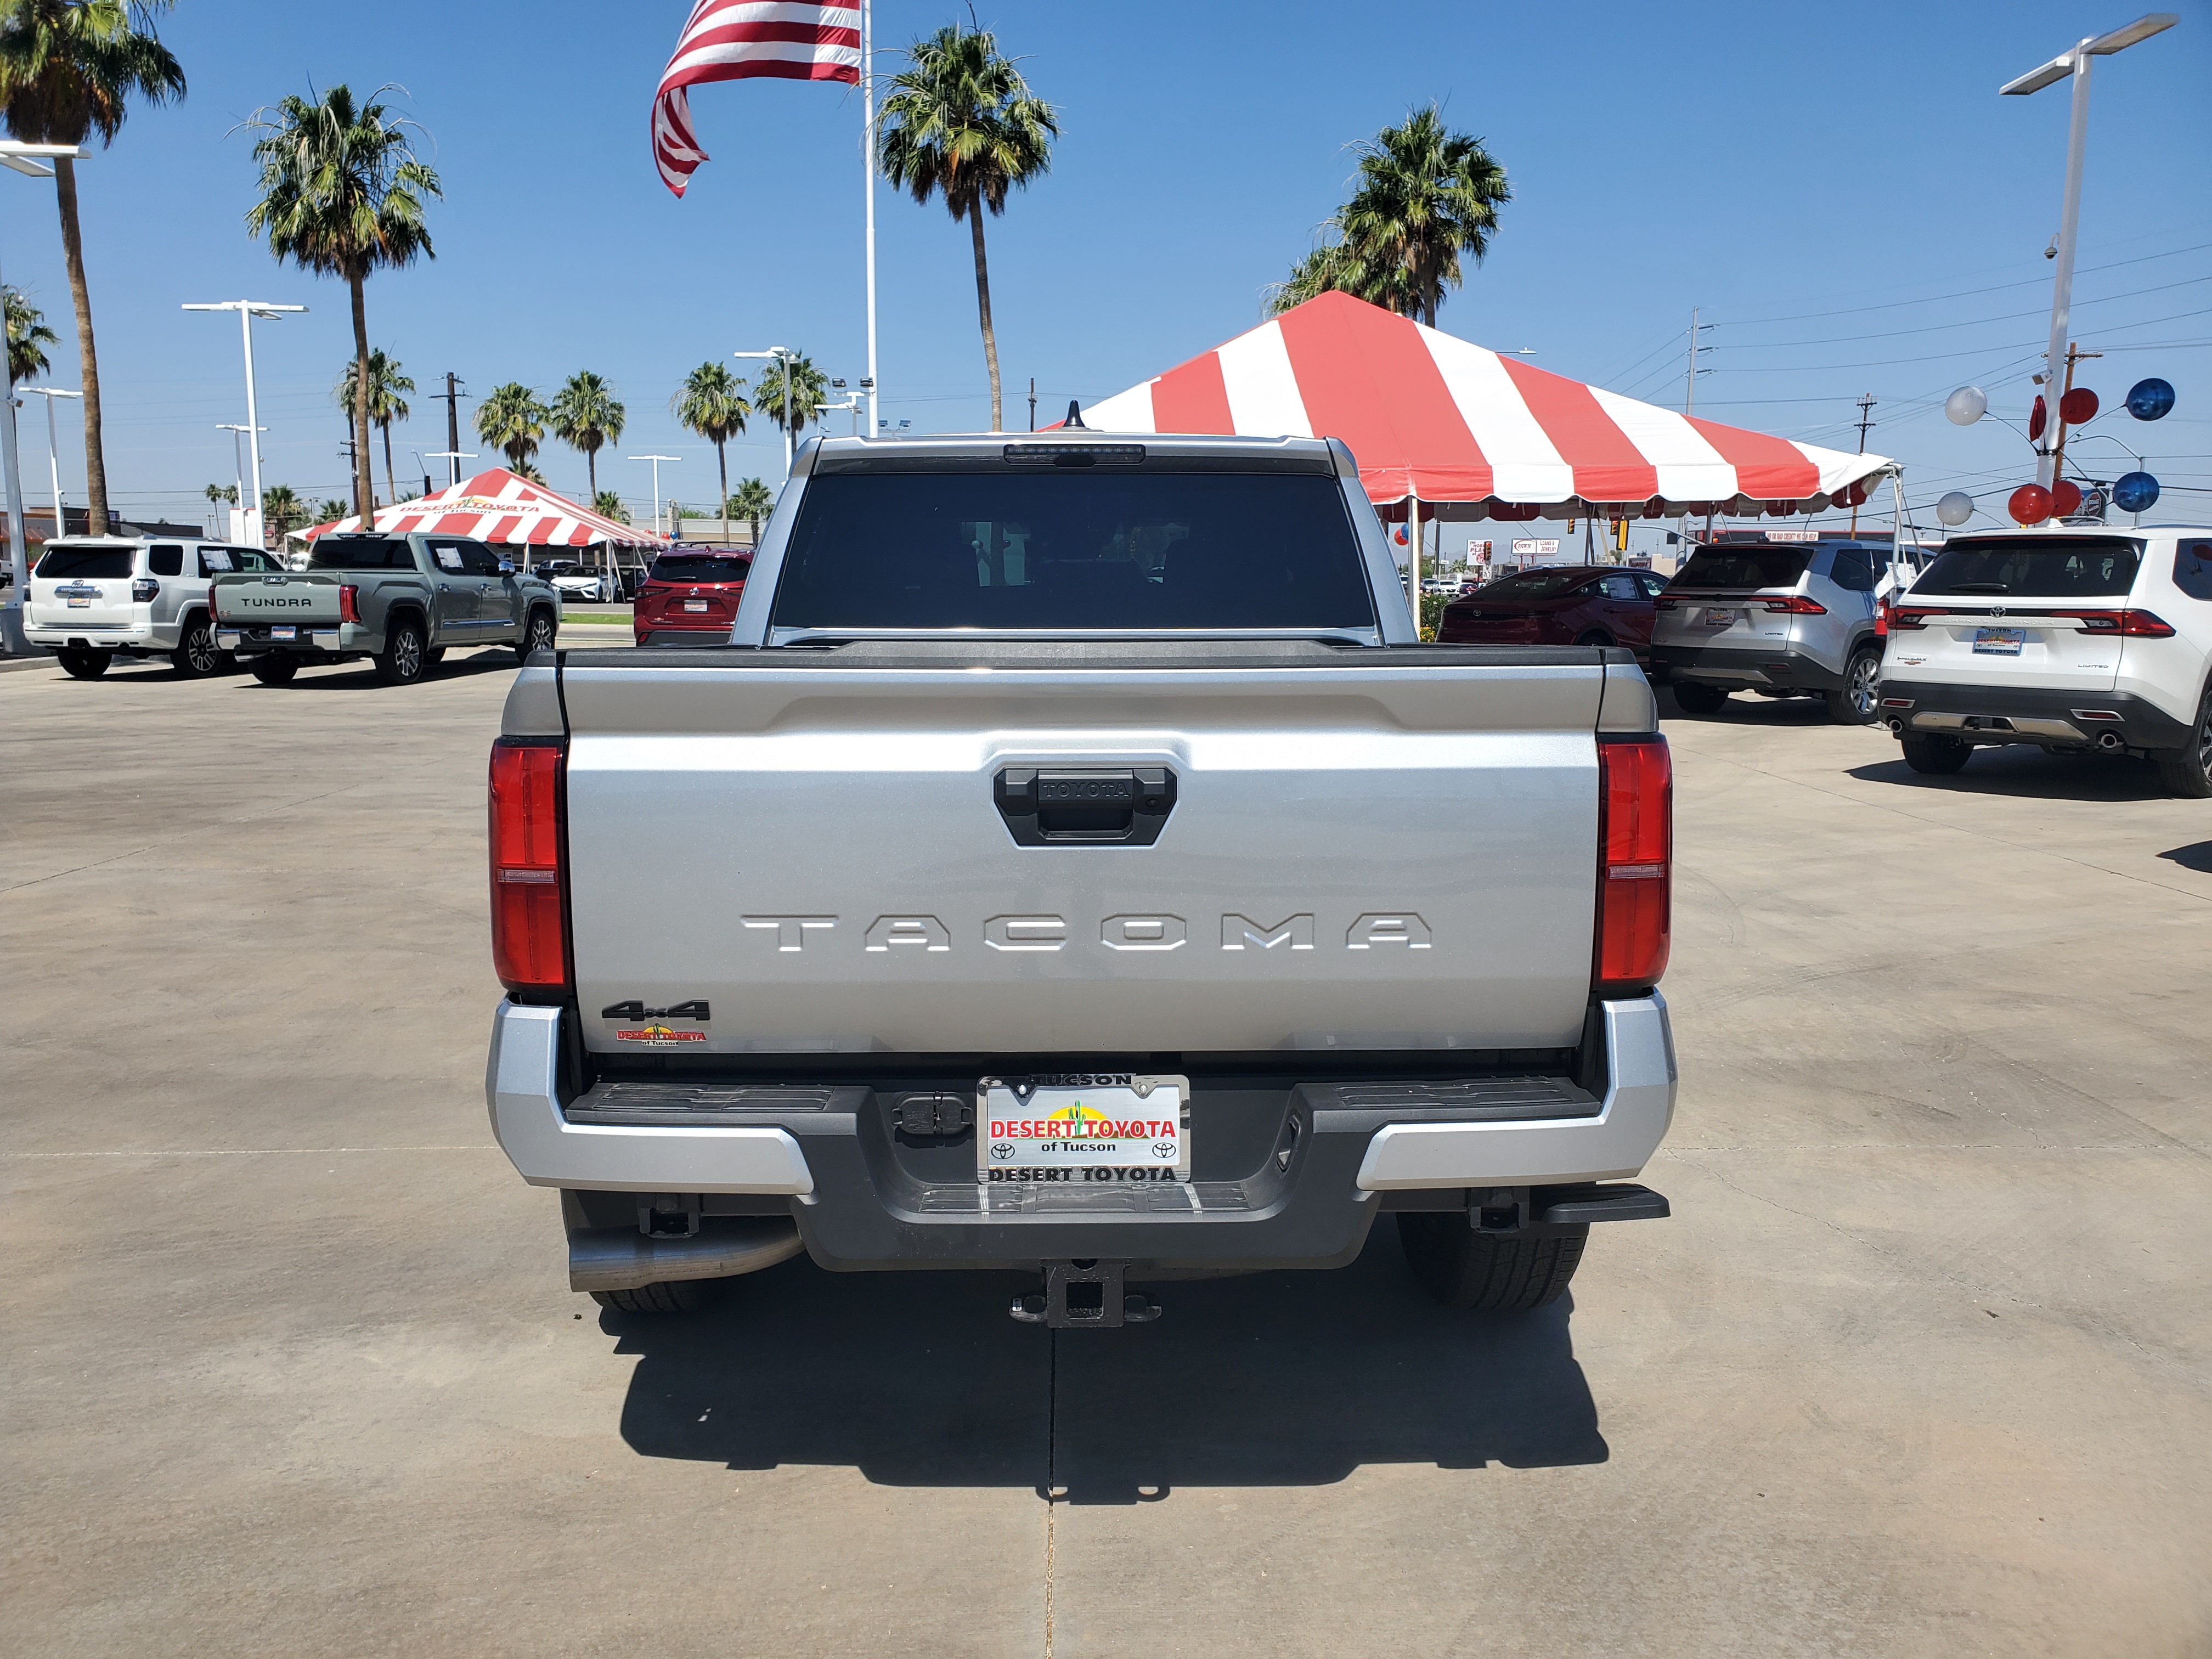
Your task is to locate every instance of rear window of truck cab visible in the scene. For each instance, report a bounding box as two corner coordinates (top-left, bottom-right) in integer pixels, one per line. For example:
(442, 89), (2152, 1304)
(35, 544), (136, 579)
(770, 469), (1375, 631)
(308, 536), (418, 570)
(1668, 548), (1813, 590)
(650, 554), (751, 584)
(1913, 537), (2140, 599)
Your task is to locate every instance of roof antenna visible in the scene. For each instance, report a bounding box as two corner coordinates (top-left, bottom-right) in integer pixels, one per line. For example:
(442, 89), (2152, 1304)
(1064, 399), (1086, 430)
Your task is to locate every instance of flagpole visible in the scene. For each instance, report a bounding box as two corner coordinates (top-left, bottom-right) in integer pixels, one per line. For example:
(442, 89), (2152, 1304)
(862, 0), (879, 438)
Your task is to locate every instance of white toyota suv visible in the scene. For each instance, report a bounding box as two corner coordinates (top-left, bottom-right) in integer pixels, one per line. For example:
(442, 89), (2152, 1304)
(27, 535), (282, 679)
(1876, 525), (2212, 796)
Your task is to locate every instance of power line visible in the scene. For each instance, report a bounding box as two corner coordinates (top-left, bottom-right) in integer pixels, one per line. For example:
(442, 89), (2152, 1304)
(1715, 238), (2212, 327)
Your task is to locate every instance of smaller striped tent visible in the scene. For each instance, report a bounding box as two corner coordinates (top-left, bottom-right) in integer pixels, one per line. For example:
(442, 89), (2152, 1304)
(298, 470), (668, 550)
(1075, 292), (1892, 520)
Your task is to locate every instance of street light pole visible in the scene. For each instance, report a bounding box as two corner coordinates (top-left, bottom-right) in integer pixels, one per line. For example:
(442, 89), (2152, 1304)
(20, 386), (81, 535)
(0, 140), (87, 655)
(217, 424), (263, 541)
(183, 300), (307, 548)
(628, 454), (680, 538)
(2002, 12), (2177, 488)
(734, 347), (800, 478)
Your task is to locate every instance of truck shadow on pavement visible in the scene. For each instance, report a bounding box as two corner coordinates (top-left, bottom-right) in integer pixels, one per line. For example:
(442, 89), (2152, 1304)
(255, 650), (526, 690)
(1846, 749), (2168, 800)
(611, 1231), (1606, 1503)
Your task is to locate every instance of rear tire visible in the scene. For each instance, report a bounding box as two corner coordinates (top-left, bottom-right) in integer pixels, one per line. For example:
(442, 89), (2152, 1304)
(57, 647), (111, 680)
(518, 607), (557, 660)
(2156, 687), (2212, 798)
(170, 615), (222, 678)
(1900, 733), (1972, 775)
(249, 654), (298, 685)
(1671, 680), (1730, 715)
(1397, 1214), (1588, 1312)
(1828, 646), (1882, 725)
(374, 616), (428, 686)
(589, 1280), (712, 1315)
(1574, 629), (1614, 648)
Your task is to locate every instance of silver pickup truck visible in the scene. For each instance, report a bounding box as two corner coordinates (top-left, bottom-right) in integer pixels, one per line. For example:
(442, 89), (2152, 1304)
(486, 433), (1678, 1328)
(211, 531), (560, 685)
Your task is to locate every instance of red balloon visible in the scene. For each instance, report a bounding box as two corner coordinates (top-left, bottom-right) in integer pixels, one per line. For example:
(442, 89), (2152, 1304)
(2059, 387), (2098, 425)
(2028, 395), (2047, 442)
(2009, 484), (2053, 524)
(2049, 479), (2084, 517)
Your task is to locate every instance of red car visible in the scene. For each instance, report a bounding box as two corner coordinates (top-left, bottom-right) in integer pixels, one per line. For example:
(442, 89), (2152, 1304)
(634, 551), (752, 645)
(1436, 564), (1667, 652)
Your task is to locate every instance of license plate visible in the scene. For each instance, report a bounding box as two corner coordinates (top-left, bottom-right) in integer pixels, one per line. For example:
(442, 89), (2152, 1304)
(270, 625), (296, 641)
(683, 600), (709, 613)
(978, 1074), (1189, 1185)
(1695, 607), (1736, 628)
(1972, 627), (2025, 656)
(67, 596), (89, 607)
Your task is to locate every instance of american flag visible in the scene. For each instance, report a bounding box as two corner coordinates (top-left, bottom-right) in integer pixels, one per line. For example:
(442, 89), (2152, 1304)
(653, 2), (862, 198)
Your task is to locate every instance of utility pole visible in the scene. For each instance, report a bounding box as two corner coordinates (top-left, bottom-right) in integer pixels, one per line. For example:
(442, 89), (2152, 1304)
(1683, 307), (1702, 417)
(1028, 377), (1036, 433)
(1849, 394), (1876, 535)
(435, 373), (468, 487)
(2051, 345), (2102, 507)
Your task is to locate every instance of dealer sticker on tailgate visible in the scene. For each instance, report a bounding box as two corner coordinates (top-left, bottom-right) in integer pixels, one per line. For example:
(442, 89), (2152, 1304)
(978, 1073), (1189, 1184)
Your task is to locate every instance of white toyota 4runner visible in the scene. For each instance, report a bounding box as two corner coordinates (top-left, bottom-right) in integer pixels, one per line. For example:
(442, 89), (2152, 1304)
(1877, 524), (2212, 796)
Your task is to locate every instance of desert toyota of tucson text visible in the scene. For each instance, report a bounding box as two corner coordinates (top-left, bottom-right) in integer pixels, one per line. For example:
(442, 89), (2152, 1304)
(484, 432), (1679, 1328)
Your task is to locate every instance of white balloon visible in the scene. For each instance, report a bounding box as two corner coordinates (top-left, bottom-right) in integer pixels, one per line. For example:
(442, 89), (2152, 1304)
(1936, 490), (1974, 526)
(1944, 386), (1988, 426)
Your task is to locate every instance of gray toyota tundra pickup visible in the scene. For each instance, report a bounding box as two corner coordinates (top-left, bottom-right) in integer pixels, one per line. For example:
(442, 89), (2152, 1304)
(486, 432), (1678, 1327)
(211, 531), (560, 685)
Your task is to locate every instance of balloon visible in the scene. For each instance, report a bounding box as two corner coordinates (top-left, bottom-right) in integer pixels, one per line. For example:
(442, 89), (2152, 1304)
(1937, 490), (1974, 526)
(2049, 479), (2084, 518)
(2008, 484), (2053, 524)
(2027, 396), (2047, 442)
(2113, 471), (2160, 512)
(2125, 378), (2175, 421)
(1945, 386), (1987, 426)
(2059, 388), (2098, 425)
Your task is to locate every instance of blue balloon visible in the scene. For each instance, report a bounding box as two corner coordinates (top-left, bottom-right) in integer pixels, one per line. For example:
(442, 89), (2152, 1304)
(2113, 471), (2160, 513)
(2125, 378), (2175, 421)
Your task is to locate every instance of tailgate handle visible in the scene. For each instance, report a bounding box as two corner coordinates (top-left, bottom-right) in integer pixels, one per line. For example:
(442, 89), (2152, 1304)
(995, 766), (1176, 847)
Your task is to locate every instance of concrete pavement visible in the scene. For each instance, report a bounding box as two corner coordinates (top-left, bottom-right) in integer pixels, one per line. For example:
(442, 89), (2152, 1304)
(4, 657), (2208, 1657)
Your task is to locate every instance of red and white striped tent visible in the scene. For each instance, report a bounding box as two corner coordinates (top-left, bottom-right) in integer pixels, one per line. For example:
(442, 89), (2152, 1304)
(297, 469), (668, 551)
(1074, 292), (1892, 521)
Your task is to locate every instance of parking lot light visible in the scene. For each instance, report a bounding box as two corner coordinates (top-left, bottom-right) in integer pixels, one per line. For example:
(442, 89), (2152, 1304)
(0, 140), (87, 656)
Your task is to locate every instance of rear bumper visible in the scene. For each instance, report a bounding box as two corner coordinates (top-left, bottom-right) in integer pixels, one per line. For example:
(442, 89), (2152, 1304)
(217, 625), (356, 656)
(485, 994), (1678, 1273)
(1875, 679), (2192, 751)
(25, 624), (167, 650)
(1650, 640), (1846, 691)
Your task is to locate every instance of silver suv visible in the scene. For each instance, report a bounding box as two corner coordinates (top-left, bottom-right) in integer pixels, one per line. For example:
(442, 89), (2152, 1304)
(1649, 533), (1892, 723)
(26, 536), (282, 680)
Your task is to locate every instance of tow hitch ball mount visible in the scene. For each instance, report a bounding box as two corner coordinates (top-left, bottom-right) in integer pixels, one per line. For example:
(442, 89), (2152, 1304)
(1011, 1260), (1160, 1329)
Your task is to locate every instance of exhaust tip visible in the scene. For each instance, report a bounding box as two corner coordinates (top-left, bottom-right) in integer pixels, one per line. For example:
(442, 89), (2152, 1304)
(2097, 730), (2125, 751)
(1886, 718), (1904, 735)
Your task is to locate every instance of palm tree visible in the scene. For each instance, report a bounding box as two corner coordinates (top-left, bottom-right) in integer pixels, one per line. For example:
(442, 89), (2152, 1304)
(0, 1), (186, 535)
(4, 285), (55, 383)
(550, 370), (624, 503)
(244, 83), (439, 520)
(672, 360), (748, 545)
(727, 477), (773, 546)
(752, 353), (827, 462)
(878, 22), (1057, 431)
(592, 488), (629, 525)
(474, 381), (548, 473)
(317, 497), (348, 522)
(204, 482), (236, 506)
(260, 483), (303, 543)
(333, 348), (411, 509)
(1335, 104), (1509, 327)
(510, 459), (546, 486)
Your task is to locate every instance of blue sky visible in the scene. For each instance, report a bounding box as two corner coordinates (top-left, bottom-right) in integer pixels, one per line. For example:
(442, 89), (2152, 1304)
(8, 0), (2207, 538)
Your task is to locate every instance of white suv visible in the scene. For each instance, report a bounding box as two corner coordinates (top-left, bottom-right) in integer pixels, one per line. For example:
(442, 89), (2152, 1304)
(1876, 525), (2212, 796)
(27, 536), (281, 679)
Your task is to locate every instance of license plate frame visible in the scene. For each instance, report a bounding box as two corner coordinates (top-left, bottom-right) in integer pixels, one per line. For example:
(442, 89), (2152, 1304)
(682, 599), (710, 613)
(977, 1073), (1190, 1186)
(1972, 627), (2025, 656)
(1694, 606), (1737, 629)
(66, 596), (90, 608)
(269, 625), (297, 641)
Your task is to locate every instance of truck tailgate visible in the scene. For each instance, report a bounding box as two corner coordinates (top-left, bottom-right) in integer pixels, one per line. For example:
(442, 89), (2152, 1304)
(557, 645), (1616, 1056)
(212, 572), (345, 626)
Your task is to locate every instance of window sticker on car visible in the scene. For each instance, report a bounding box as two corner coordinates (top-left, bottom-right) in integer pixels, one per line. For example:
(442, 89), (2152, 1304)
(434, 548), (463, 571)
(201, 548), (233, 573)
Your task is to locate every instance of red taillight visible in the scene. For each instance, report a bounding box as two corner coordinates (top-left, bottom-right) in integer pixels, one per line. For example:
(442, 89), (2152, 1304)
(1761, 595), (1827, 614)
(1888, 606), (1931, 631)
(489, 737), (568, 993)
(2054, 608), (2172, 637)
(339, 583), (360, 624)
(1595, 736), (1672, 997)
